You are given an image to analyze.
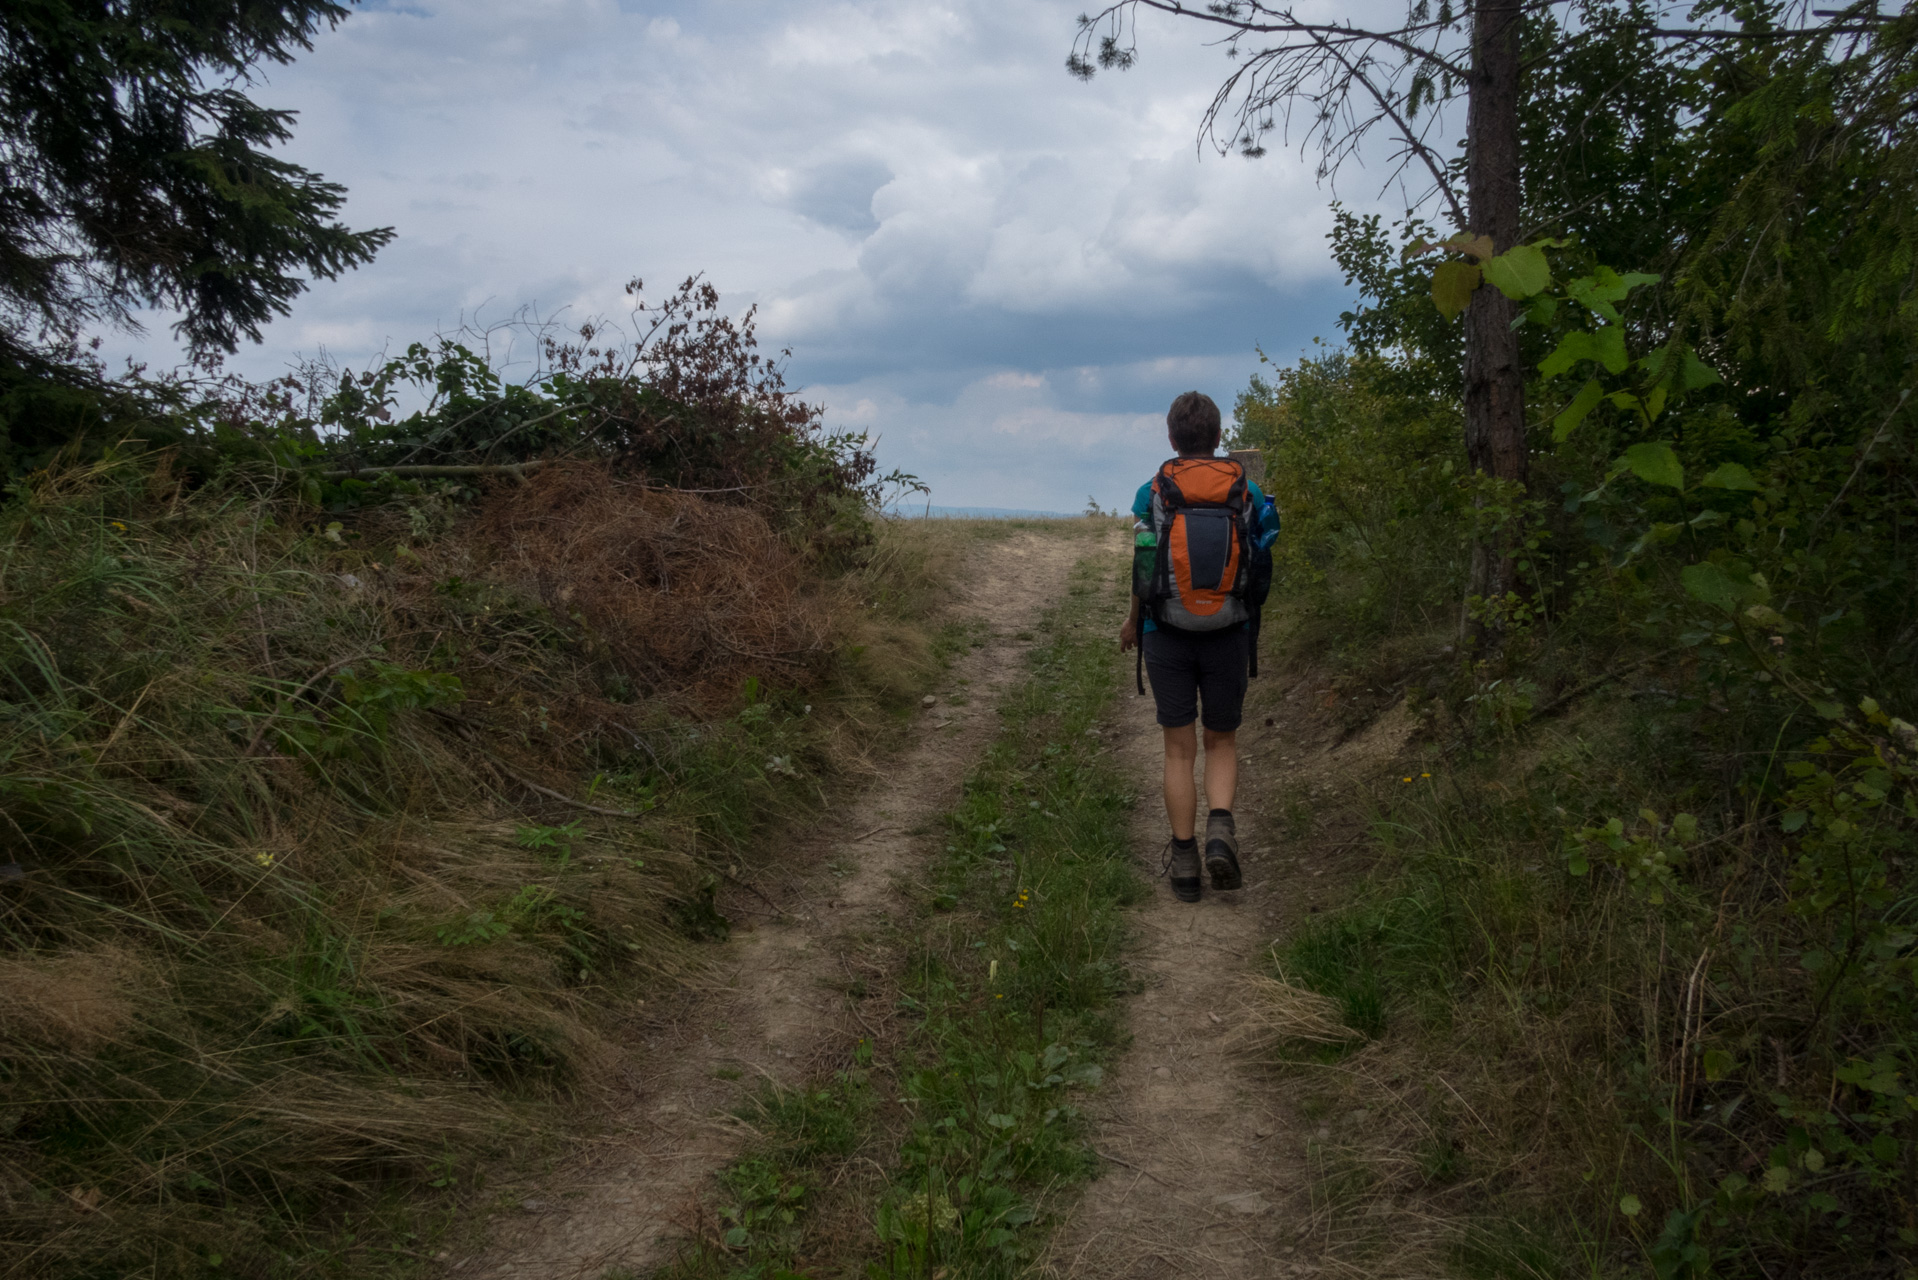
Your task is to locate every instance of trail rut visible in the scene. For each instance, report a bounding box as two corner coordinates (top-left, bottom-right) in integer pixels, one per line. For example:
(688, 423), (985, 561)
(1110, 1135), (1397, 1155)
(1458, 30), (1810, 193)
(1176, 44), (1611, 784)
(1047, 577), (1415, 1279)
(455, 530), (1087, 1280)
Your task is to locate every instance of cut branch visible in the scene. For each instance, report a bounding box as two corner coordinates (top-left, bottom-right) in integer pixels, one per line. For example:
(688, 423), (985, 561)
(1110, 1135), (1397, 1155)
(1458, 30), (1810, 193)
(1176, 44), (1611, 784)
(319, 460), (553, 486)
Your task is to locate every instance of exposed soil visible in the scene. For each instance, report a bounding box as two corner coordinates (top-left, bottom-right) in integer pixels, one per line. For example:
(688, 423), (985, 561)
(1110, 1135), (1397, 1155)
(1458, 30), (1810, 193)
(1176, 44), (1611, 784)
(451, 528), (1416, 1280)
(451, 530), (1090, 1280)
(1044, 582), (1415, 1279)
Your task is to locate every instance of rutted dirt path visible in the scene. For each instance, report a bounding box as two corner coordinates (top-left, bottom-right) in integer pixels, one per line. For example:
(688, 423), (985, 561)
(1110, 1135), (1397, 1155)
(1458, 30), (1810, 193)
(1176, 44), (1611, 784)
(454, 530), (1089, 1280)
(1046, 561), (1415, 1279)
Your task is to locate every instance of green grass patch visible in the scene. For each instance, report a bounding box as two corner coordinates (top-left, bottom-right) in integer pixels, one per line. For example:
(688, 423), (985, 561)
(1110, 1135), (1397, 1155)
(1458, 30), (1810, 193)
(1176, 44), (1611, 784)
(878, 558), (1141, 1277)
(1281, 908), (1392, 1041)
(654, 1065), (879, 1280)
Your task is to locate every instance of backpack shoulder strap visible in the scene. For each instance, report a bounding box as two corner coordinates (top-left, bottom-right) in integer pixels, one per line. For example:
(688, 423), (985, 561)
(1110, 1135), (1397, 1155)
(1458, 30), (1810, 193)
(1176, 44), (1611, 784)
(1153, 458), (1186, 510)
(1221, 459), (1249, 511)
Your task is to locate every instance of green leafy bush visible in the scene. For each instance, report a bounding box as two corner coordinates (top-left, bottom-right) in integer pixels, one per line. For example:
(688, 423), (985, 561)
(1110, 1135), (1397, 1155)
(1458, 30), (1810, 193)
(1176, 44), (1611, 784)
(1239, 9), (1918, 1272)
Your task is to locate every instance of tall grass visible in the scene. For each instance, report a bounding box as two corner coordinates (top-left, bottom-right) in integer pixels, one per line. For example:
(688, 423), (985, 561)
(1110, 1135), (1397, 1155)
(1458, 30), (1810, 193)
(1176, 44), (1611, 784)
(0, 452), (954, 1278)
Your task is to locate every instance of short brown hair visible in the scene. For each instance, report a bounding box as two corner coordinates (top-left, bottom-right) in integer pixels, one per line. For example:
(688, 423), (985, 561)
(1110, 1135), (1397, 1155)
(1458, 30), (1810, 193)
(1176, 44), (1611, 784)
(1166, 391), (1222, 454)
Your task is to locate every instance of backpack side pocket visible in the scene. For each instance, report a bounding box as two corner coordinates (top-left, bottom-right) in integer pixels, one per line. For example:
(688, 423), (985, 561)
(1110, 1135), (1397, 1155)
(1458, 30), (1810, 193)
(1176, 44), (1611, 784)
(1131, 531), (1157, 607)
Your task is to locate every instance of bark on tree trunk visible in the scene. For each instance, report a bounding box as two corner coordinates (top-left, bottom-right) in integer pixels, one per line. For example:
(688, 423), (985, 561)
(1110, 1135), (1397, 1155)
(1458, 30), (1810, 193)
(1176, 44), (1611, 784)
(1462, 0), (1528, 646)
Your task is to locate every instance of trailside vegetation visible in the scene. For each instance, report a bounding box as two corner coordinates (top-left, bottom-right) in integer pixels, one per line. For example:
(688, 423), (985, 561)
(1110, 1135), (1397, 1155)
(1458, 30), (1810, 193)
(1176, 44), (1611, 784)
(1228, 2), (1918, 1277)
(0, 279), (944, 1278)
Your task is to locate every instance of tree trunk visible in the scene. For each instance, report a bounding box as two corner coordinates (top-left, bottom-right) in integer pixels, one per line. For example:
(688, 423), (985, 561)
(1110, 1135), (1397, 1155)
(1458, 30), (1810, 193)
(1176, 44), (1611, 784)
(1462, 0), (1528, 645)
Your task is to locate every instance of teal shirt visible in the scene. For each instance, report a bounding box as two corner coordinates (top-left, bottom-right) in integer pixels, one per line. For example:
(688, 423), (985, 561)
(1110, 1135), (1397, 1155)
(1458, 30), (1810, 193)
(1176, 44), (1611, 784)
(1132, 476), (1280, 632)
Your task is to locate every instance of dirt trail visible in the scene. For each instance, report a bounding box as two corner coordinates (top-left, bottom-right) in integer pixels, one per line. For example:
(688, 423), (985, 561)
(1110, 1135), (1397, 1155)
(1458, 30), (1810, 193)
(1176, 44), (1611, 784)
(454, 530), (1087, 1280)
(1047, 578), (1415, 1279)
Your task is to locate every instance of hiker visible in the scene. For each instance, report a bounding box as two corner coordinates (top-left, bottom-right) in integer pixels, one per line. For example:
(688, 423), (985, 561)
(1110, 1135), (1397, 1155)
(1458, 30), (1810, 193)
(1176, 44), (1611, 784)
(1119, 391), (1280, 902)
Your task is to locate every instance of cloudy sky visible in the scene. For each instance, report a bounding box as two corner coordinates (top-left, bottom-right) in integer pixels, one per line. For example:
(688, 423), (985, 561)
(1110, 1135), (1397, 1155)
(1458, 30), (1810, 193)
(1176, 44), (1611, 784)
(120, 0), (1390, 511)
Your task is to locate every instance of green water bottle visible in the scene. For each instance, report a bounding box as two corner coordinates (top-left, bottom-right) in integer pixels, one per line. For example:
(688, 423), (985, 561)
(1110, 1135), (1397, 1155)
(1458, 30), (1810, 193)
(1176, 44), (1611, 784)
(1131, 521), (1155, 598)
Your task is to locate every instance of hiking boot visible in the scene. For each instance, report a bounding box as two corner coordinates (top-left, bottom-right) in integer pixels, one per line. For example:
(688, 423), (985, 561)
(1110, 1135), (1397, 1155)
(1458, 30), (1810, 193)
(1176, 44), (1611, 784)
(1205, 810), (1243, 891)
(1162, 838), (1202, 902)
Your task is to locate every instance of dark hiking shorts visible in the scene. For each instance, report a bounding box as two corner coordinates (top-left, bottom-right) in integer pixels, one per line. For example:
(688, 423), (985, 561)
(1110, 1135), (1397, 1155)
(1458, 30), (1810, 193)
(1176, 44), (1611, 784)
(1143, 625), (1248, 732)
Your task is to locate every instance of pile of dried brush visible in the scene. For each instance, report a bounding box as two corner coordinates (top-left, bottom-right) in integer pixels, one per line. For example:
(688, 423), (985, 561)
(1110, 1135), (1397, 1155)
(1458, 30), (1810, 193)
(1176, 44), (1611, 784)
(475, 463), (832, 710)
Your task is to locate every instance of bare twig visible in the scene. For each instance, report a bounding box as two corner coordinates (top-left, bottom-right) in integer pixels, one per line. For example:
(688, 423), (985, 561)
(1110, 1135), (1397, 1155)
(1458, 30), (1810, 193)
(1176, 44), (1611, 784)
(1643, 23), (1882, 39)
(1309, 31), (1467, 227)
(1675, 948), (1713, 1116)
(1534, 655), (1657, 718)
(494, 766), (642, 818)
(1093, 1148), (1175, 1187)
(428, 710), (642, 816)
(719, 870), (789, 919)
(1806, 389), (1910, 550)
(95, 678), (158, 765)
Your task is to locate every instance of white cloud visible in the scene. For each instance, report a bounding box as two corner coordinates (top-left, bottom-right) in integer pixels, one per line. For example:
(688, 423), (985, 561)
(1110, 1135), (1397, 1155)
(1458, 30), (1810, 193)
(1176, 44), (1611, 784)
(100, 0), (1374, 505)
(984, 371), (1046, 391)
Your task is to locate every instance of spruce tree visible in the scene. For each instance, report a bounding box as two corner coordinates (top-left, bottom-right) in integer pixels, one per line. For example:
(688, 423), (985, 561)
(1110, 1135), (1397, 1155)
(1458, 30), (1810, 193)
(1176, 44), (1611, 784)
(0, 1), (391, 354)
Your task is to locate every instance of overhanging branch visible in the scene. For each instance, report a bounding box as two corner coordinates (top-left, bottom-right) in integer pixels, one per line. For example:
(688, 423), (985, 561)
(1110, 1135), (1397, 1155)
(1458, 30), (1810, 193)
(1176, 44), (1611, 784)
(1311, 32), (1467, 228)
(1125, 0), (1473, 79)
(319, 460), (552, 486)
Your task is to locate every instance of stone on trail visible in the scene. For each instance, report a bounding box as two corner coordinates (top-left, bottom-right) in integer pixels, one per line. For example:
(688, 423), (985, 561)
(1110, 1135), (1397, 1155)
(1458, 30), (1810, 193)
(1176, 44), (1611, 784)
(1214, 1192), (1271, 1215)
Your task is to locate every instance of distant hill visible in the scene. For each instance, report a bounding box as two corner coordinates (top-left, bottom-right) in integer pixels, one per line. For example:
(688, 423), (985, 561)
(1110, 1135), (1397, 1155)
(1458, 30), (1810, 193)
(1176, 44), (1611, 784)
(887, 504), (1082, 519)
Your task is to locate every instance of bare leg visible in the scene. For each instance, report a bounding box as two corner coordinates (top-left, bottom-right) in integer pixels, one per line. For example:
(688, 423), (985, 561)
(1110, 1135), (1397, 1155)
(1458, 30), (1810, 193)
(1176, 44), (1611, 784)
(1162, 724), (1198, 839)
(1202, 727), (1238, 813)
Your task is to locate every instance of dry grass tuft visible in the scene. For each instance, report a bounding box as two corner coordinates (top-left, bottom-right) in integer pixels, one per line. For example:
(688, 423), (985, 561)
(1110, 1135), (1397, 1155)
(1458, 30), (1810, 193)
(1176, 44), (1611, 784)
(1228, 972), (1369, 1052)
(0, 947), (142, 1054)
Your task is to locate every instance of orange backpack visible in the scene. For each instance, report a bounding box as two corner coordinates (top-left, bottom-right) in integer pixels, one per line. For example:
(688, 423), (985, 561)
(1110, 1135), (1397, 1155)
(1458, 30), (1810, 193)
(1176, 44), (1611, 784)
(1136, 456), (1256, 632)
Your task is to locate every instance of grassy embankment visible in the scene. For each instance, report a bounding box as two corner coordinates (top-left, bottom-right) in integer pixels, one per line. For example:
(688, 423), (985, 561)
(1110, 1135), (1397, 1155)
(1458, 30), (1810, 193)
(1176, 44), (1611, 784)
(0, 450), (991, 1279)
(649, 551), (1144, 1280)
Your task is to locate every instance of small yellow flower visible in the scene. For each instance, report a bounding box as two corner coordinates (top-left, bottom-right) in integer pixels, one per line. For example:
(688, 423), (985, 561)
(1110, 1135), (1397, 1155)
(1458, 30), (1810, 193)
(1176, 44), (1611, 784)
(1401, 776), (1413, 783)
(1421, 772), (1431, 778)
(109, 521), (126, 532)
(995, 993), (1004, 999)
(252, 852), (275, 868)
